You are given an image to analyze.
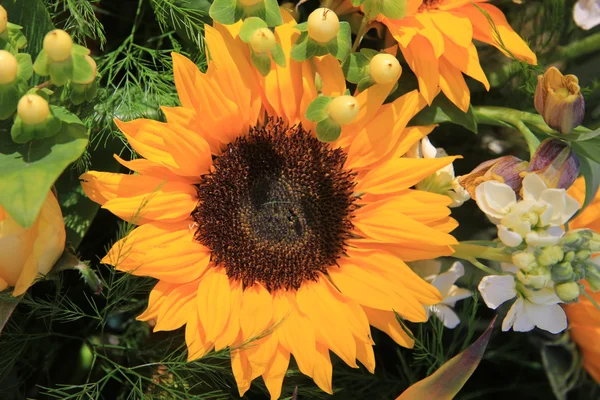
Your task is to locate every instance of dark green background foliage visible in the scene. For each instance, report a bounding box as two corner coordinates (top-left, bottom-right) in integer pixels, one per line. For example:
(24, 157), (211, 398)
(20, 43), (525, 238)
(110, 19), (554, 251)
(1, 0), (600, 399)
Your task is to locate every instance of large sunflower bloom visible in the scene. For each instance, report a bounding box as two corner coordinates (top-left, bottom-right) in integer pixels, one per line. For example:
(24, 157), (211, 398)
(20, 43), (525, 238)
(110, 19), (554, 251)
(564, 178), (600, 383)
(380, 0), (537, 111)
(80, 12), (459, 398)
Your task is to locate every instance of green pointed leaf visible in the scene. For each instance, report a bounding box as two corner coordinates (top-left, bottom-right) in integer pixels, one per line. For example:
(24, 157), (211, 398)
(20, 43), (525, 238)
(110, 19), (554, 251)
(397, 317), (496, 400)
(306, 96), (332, 122)
(263, 0), (283, 27)
(16, 53), (33, 80)
(270, 42), (286, 67)
(359, 48), (379, 60)
(239, 17), (268, 42)
(251, 51), (272, 76)
(410, 94), (478, 134)
(334, 22), (351, 61)
(573, 139), (600, 165)
(382, 0), (406, 19)
(0, 82), (20, 120)
(0, 107), (88, 228)
(291, 32), (317, 61)
(71, 44), (90, 56)
(48, 59), (74, 86)
(209, 0), (238, 25)
(357, 76), (375, 92)
(295, 22), (308, 32)
(575, 155), (600, 217)
(33, 49), (49, 76)
(362, 0), (383, 19)
(316, 117), (342, 142)
(342, 52), (370, 83)
(71, 54), (95, 84)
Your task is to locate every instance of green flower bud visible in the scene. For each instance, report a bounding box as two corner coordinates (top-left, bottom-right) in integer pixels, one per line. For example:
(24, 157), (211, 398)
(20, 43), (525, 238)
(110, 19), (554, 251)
(555, 281), (581, 302)
(536, 246), (564, 267)
(563, 251), (575, 263)
(551, 262), (574, 282)
(512, 251), (538, 271)
(575, 249), (592, 261)
(589, 232), (600, 252)
(561, 229), (592, 249)
(584, 263), (600, 292)
(534, 67), (585, 134)
(517, 266), (552, 290)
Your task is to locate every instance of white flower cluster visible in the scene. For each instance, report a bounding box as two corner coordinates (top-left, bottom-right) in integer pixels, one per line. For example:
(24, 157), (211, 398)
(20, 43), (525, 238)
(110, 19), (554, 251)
(407, 137), (470, 208)
(474, 174), (581, 334)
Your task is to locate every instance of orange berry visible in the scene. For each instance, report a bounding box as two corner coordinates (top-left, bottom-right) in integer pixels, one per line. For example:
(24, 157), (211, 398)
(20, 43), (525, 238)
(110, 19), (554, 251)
(18, 94), (50, 125)
(369, 53), (401, 84)
(328, 95), (359, 125)
(307, 8), (340, 44)
(43, 29), (73, 62)
(0, 50), (18, 84)
(250, 28), (276, 53)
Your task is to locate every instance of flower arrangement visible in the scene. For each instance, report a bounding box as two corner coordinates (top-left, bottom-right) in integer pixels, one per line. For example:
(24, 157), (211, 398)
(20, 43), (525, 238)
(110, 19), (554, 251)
(1, 0), (600, 398)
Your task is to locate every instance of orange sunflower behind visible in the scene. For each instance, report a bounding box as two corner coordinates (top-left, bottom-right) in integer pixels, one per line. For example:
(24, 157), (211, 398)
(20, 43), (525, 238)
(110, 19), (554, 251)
(338, 0), (537, 112)
(80, 12), (459, 398)
(564, 178), (600, 383)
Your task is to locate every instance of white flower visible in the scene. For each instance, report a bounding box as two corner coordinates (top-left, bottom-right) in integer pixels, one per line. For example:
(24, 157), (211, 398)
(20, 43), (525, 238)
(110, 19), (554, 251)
(406, 137), (470, 208)
(478, 274), (567, 334)
(412, 261), (472, 329)
(475, 174), (579, 247)
(574, 0), (600, 30)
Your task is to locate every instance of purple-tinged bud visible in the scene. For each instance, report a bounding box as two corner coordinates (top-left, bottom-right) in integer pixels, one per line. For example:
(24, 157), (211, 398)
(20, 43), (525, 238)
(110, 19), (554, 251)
(522, 138), (580, 189)
(458, 155), (528, 200)
(534, 67), (585, 134)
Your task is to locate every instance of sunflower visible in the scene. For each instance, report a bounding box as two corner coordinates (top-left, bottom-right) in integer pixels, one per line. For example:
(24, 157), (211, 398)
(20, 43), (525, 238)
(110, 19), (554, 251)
(378, 0), (537, 112)
(564, 177), (600, 383)
(80, 12), (459, 398)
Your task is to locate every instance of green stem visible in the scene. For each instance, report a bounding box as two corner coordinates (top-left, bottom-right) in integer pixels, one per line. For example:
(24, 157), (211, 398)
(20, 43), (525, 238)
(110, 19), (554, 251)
(467, 258), (500, 276)
(351, 16), (369, 52)
(581, 290), (600, 312)
(453, 243), (513, 263)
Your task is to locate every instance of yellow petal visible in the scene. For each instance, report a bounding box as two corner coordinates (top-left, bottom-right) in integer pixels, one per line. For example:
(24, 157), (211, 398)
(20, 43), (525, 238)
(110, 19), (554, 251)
(196, 266), (231, 342)
(439, 57), (470, 112)
(363, 306), (415, 348)
(429, 10), (473, 47)
(441, 39), (489, 90)
(240, 283), (274, 338)
(137, 281), (175, 322)
(262, 345), (291, 400)
(155, 280), (198, 331)
(312, 343), (333, 394)
(414, 13), (445, 58)
(355, 336), (376, 373)
(214, 279), (243, 350)
(231, 347), (253, 397)
(400, 36), (440, 105)
(185, 306), (212, 361)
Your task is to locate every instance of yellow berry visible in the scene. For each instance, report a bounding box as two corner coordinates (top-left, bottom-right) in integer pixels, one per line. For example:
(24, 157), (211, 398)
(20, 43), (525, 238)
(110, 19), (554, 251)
(369, 53), (402, 84)
(239, 0), (263, 6)
(307, 8), (340, 44)
(0, 50), (18, 84)
(43, 29), (73, 62)
(328, 95), (359, 125)
(0, 6), (7, 34)
(18, 94), (50, 125)
(250, 28), (276, 53)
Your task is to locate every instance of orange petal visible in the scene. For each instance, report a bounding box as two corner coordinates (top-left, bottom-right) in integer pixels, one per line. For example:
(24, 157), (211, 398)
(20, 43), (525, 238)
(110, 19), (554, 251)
(262, 345), (291, 400)
(401, 36), (440, 105)
(231, 347), (253, 397)
(240, 283), (274, 339)
(113, 155), (192, 184)
(196, 266), (231, 343)
(185, 305), (213, 361)
(439, 57), (470, 112)
(214, 279), (243, 350)
(441, 39), (490, 90)
(430, 10), (473, 47)
(312, 343), (333, 394)
(137, 281), (175, 322)
(363, 306), (415, 348)
(314, 55), (347, 97)
(155, 279), (198, 331)
(414, 13), (445, 58)
(355, 336), (376, 373)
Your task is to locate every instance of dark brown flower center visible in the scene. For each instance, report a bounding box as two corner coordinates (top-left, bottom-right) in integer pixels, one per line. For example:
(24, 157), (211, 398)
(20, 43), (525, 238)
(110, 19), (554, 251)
(193, 119), (357, 291)
(419, 0), (442, 11)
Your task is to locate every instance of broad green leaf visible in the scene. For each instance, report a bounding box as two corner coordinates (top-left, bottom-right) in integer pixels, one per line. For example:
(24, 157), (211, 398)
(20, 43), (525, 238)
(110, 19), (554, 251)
(0, 295), (20, 335)
(342, 52), (370, 83)
(3, 0), (54, 57)
(0, 107), (88, 228)
(48, 59), (74, 86)
(55, 136), (122, 248)
(239, 17), (268, 42)
(270, 42), (286, 67)
(575, 155), (600, 218)
(359, 48), (379, 60)
(71, 44), (90, 56)
(295, 22), (308, 32)
(71, 54), (95, 84)
(334, 22), (351, 61)
(250, 51), (271, 76)
(33, 49), (49, 76)
(291, 32), (317, 61)
(16, 53), (33, 80)
(410, 94), (478, 134)
(351, 0), (365, 5)
(362, 0), (383, 19)
(357, 76), (374, 92)
(397, 317), (496, 400)
(209, 0), (238, 25)
(306, 96), (332, 122)
(263, 0), (283, 27)
(316, 117), (342, 142)
(0, 82), (20, 120)
(382, 0), (407, 19)
(573, 139), (600, 164)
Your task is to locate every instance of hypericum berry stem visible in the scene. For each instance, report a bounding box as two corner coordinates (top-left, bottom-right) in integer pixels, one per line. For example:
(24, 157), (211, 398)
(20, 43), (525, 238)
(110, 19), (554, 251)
(18, 94), (50, 125)
(250, 28), (276, 53)
(369, 54), (401, 84)
(307, 8), (340, 44)
(43, 29), (73, 62)
(0, 50), (18, 84)
(328, 95), (359, 125)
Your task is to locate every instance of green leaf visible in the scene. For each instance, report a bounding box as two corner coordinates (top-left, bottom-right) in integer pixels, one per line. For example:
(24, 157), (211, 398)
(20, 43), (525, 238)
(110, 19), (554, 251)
(48, 59), (74, 86)
(0, 107), (88, 228)
(239, 17), (268, 42)
(0, 295), (20, 335)
(295, 22), (308, 32)
(263, 0), (283, 27)
(71, 44), (90, 56)
(16, 53), (33, 80)
(397, 317), (496, 400)
(51, 250), (103, 295)
(0, 82), (20, 120)
(351, 0), (365, 5)
(251, 51), (272, 76)
(576, 155), (600, 217)
(362, 0), (383, 19)
(33, 49), (49, 76)
(334, 22), (352, 61)
(71, 54), (95, 84)
(382, 0), (406, 19)
(270, 42), (286, 67)
(573, 138), (600, 164)
(2, 0), (54, 57)
(306, 96), (332, 122)
(357, 76), (374, 92)
(209, 0), (238, 25)
(540, 338), (581, 400)
(291, 32), (317, 61)
(342, 52), (370, 84)
(316, 117), (342, 142)
(410, 94), (478, 134)
(359, 48), (379, 60)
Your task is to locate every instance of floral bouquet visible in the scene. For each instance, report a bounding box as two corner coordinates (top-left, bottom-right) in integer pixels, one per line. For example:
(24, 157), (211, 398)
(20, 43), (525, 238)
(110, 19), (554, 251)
(1, 0), (600, 398)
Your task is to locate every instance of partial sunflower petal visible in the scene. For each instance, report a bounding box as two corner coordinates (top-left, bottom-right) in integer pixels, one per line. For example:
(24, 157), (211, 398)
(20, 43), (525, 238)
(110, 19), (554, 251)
(240, 283), (274, 339)
(401, 36), (440, 105)
(262, 345), (291, 400)
(439, 58), (470, 112)
(196, 266), (231, 343)
(363, 306), (415, 348)
(155, 279), (198, 331)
